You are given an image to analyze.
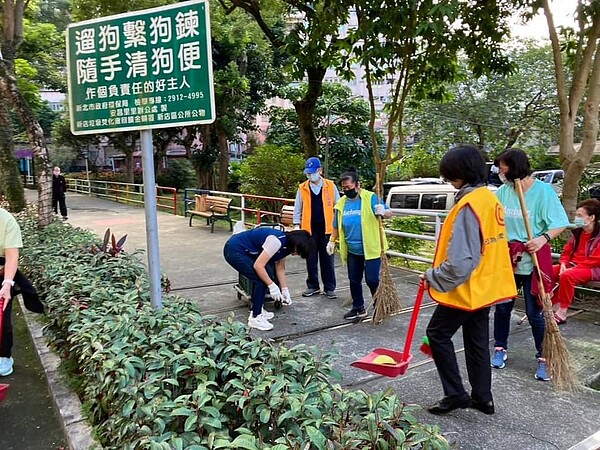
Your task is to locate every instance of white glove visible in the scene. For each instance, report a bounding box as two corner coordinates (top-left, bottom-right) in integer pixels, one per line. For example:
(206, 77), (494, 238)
(268, 283), (283, 302)
(326, 240), (336, 256)
(281, 287), (292, 305)
(375, 204), (386, 216)
(293, 224), (301, 231)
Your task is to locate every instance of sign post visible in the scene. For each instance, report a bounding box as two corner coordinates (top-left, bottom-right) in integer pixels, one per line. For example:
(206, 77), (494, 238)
(66, 0), (215, 309)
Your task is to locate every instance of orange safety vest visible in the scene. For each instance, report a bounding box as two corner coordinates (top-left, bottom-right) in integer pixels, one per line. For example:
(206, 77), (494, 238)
(299, 178), (336, 234)
(429, 187), (517, 311)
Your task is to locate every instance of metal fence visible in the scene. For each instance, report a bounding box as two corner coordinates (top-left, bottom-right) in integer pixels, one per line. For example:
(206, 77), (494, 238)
(67, 179), (178, 214)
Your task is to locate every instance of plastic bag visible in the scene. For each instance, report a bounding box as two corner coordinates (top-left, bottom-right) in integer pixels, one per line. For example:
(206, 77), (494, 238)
(232, 221), (246, 234)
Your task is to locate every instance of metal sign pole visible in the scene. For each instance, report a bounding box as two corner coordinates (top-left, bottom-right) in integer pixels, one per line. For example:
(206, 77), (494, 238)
(141, 129), (163, 309)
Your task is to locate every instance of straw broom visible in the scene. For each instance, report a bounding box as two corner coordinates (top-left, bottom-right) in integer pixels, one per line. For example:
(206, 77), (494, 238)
(372, 173), (402, 324)
(514, 178), (578, 391)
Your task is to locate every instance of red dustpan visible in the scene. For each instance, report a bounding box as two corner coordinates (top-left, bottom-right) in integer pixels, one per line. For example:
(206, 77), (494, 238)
(0, 297), (9, 402)
(351, 279), (426, 377)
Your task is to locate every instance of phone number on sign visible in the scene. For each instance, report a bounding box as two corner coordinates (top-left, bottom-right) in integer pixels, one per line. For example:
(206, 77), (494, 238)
(167, 92), (205, 102)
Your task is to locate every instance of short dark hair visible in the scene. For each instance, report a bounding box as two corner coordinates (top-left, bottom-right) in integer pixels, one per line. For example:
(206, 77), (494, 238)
(495, 148), (532, 181)
(285, 230), (315, 259)
(439, 145), (487, 185)
(339, 167), (359, 185)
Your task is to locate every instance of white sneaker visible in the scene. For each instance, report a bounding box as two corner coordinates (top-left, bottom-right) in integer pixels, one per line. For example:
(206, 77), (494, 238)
(261, 308), (274, 320)
(0, 357), (14, 376)
(248, 314), (274, 331)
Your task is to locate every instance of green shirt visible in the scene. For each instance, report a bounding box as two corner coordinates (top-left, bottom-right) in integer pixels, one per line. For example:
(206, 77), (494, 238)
(0, 208), (23, 258)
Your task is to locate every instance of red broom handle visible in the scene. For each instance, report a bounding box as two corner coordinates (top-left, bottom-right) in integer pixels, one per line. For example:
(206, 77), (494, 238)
(401, 279), (426, 362)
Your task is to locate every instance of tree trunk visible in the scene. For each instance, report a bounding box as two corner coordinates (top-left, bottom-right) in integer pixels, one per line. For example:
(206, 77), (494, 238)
(294, 66), (326, 158)
(0, 95), (26, 211)
(0, 62), (52, 227)
(217, 124), (229, 191)
(543, 1), (600, 218)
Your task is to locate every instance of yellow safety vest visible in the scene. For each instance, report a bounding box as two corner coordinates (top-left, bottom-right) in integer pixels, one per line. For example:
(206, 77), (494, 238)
(334, 189), (387, 265)
(429, 187), (517, 311)
(299, 178), (336, 234)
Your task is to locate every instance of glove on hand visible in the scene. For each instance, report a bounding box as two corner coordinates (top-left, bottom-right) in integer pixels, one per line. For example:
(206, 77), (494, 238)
(326, 240), (336, 256)
(281, 287), (292, 305)
(375, 204), (386, 216)
(268, 283), (283, 302)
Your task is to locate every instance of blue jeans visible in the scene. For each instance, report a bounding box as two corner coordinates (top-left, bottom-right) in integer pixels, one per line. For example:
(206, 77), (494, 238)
(223, 242), (267, 318)
(347, 252), (381, 310)
(306, 231), (336, 292)
(493, 273), (545, 358)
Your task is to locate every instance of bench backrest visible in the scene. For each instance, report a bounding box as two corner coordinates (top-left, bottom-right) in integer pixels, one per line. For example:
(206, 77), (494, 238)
(280, 205), (294, 227)
(205, 196), (232, 214)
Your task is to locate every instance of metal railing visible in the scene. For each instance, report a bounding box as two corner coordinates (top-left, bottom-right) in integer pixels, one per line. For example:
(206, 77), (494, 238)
(385, 209), (445, 264)
(67, 179), (178, 214)
(183, 189), (294, 224)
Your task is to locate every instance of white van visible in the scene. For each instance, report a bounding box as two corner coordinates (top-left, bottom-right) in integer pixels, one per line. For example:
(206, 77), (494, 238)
(386, 184), (498, 212)
(532, 169), (563, 194)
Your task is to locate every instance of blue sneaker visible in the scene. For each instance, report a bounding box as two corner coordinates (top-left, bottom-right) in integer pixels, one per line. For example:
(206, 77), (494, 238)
(535, 359), (551, 381)
(490, 348), (507, 369)
(0, 357), (14, 377)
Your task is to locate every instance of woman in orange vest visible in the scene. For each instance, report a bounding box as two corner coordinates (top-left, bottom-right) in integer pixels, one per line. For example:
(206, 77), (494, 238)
(423, 145), (516, 415)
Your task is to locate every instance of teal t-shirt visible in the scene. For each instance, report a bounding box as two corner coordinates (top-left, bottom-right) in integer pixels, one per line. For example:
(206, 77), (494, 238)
(496, 179), (568, 274)
(333, 194), (381, 255)
(0, 208), (23, 258)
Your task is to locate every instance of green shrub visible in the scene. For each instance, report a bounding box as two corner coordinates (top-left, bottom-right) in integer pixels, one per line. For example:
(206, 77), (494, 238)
(156, 159), (197, 191)
(15, 208), (450, 450)
(239, 144), (304, 200)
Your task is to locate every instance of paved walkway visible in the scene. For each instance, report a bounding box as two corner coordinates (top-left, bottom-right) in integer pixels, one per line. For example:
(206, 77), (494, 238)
(9, 189), (600, 449)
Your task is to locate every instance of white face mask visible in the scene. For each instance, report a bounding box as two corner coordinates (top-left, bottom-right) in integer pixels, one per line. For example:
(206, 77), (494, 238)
(309, 173), (320, 183)
(499, 173), (509, 184)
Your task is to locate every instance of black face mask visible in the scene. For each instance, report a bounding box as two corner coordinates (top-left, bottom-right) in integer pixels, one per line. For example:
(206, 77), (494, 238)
(344, 188), (358, 199)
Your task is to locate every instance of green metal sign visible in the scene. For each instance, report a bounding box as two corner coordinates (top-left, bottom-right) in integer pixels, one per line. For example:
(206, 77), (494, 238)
(66, 0), (215, 135)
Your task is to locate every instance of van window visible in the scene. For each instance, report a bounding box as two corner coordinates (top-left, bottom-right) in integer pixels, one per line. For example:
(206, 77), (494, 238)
(421, 193), (448, 210)
(390, 194), (419, 209)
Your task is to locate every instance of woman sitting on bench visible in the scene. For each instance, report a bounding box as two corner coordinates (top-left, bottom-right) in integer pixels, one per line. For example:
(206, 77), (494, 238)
(552, 198), (600, 324)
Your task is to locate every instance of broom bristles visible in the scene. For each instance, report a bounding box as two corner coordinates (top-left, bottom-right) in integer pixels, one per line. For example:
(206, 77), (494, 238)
(373, 255), (402, 324)
(540, 293), (579, 391)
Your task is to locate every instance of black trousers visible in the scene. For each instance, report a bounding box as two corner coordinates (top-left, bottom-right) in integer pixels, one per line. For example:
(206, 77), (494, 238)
(426, 304), (492, 403)
(52, 195), (67, 218)
(0, 297), (13, 358)
(305, 229), (336, 292)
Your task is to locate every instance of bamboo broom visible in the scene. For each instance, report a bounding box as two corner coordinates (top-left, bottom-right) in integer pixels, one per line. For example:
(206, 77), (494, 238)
(373, 173), (402, 324)
(514, 178), (578, 391)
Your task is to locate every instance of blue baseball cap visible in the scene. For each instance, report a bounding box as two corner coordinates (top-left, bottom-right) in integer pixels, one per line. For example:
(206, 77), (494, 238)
(304, 157), (322, 174)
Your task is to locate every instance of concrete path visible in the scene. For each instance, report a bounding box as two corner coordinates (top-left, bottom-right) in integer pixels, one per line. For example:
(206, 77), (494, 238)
(21, 190), (600, 449)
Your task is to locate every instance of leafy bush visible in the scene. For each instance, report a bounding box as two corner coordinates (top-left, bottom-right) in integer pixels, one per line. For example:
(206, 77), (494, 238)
(156, 159), (197, 191)
(239, 145), (305, 200)
(15, 208), (450, 450)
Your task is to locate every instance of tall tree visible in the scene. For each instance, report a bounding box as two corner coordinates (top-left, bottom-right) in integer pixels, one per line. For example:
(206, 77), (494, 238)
(266, 82), (376, 182)
(1, 0), (53, 224)
(217, 0), (352, 157)
(406, 43), (560, 160)
(541, 0), (600, 216)
(347, 0), (520, 190)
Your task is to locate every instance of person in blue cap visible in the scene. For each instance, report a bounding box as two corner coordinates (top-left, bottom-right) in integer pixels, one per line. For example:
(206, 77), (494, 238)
(293, 157), (340, 299)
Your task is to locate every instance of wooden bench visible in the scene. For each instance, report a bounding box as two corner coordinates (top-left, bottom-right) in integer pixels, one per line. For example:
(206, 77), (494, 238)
(188, 195), (233, 233)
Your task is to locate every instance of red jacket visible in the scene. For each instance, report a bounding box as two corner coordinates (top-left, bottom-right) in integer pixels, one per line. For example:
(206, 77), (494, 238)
(559, 227), (600, 280)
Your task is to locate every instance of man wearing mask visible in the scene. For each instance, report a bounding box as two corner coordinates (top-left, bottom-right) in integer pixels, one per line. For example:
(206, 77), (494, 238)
(52, 166), (68, 220)
(293, 157), (340, 299)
